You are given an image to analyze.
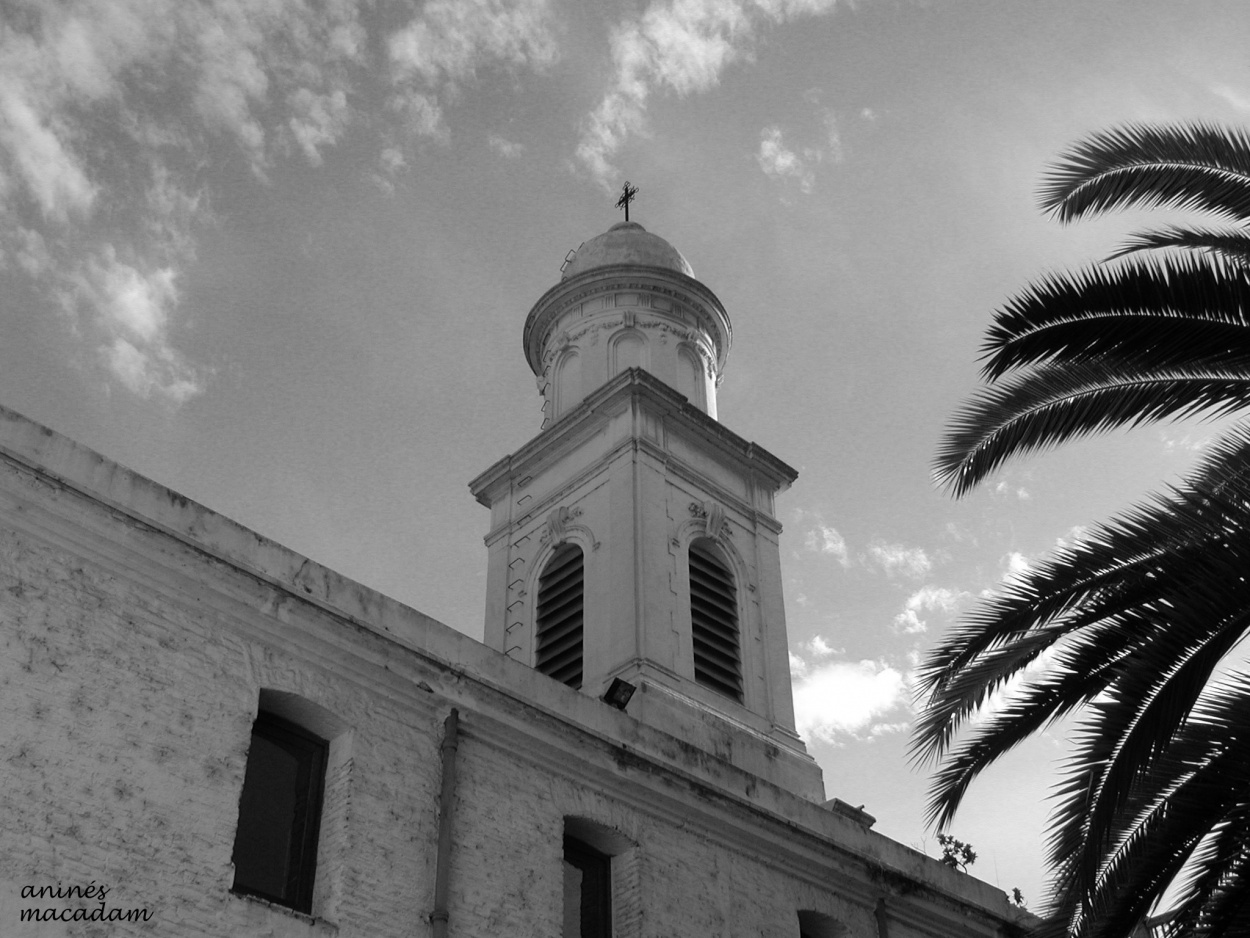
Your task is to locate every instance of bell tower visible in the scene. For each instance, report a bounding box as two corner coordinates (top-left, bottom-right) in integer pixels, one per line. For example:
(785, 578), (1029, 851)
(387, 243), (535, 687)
(470, 218), (823, 799)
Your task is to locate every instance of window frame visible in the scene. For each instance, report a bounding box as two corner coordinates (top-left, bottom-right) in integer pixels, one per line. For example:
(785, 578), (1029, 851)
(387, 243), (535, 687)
(535, 542), (586, 689)
(231, 711), (328, 913)
(688, 539), (744, 702)
(563, 835), (613, 938)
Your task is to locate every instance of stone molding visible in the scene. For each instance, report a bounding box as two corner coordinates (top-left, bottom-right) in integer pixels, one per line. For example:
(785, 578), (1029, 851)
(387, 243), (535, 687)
(538, 505), (598, 548)
(523, 267), (732, 378)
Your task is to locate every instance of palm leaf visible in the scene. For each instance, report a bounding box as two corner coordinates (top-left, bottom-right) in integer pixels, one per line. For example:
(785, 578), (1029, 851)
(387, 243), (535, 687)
(1040, 123), (1250, 223)
(980, 252), (1250, 382)
(922, 123), (1250, 938)
(1109, 225), (1250, 265)
(937, 362), (1250, 496)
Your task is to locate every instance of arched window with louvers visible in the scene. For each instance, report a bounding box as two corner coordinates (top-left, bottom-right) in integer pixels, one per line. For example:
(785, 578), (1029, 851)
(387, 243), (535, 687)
(534, 543), (585, 689)
(687, 539), (743, 702)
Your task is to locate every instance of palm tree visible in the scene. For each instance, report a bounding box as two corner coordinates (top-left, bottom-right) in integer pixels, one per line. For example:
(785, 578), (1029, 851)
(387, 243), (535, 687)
(913, 124), (1250, 938)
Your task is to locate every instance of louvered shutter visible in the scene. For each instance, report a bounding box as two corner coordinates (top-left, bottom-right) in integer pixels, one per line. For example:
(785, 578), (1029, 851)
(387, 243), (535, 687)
(689, 542), (743, 701)
(535, 544), (584, 688)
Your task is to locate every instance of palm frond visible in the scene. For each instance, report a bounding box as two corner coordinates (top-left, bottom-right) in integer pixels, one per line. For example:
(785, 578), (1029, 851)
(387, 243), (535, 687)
(1041, 123), (1250, 223)
(981, 252), (1250, 382)
(936, 362), (1250, 496)
(1109, 225), (1250, 265)
(930, 123), (1250, 938)
(918, 429), (1250, 837)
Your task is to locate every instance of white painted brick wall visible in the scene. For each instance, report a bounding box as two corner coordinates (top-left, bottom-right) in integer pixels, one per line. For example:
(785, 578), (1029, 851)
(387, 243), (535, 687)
(0, 415), (1031, 938)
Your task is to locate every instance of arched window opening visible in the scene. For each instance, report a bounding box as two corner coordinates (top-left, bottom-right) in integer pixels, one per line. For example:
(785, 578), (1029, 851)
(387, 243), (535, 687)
(676, 345), (705, 410)
(536, 544), (585, 688)
(611, 331), (646, 375)
(688, 540), (742, 702)
(555, 350), (582, 419)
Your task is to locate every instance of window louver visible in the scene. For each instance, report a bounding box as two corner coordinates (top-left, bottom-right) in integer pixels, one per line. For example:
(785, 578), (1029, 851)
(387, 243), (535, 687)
(535, 544), (584, 688)
(689, 543), (743, 701)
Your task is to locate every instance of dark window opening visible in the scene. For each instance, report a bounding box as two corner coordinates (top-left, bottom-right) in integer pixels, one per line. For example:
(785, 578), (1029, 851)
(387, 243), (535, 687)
(798, 909), (843, 938)
(231, 712), (327, 913)
(536, 544), (585, 688)
(563, 836), (611, 938)
(689, 541), (743, 701)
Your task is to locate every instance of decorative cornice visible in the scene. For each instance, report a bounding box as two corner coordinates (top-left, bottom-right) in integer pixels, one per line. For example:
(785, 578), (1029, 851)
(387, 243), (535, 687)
(469, 369), (798, 508)
(523, 267), (732, 377)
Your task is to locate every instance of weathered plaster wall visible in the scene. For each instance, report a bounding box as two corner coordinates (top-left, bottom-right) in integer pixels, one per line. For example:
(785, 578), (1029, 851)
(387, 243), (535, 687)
(0, 407), (1031, 938)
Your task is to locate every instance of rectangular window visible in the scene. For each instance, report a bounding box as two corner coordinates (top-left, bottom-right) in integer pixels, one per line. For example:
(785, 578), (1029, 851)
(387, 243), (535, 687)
(231, 712), (327, 913)
(563, 836), (611, 938)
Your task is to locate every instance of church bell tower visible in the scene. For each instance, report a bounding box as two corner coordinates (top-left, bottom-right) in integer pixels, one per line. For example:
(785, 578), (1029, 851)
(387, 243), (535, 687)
(470, 216), (823, 799)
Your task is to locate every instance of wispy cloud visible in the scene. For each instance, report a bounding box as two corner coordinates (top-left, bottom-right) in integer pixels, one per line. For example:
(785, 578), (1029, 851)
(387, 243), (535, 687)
(389, 0), (558, 142)
(577, 0), (842, 187)
(867, 542), (932, 579)
(991, 480), (1031, 501)
(1211, 83), (1250, 113)
(791, 640), (910, 744)
(0, 0), (556, 402)
(756, 126), (818, 192)
(804, 522), (850, 566)
(755, 91), (844, 194)
(0, 86), (97, 222)
(488, 133), (525, 158)
(1159, 428), (1211, 453)
(893, 585), (967, 635)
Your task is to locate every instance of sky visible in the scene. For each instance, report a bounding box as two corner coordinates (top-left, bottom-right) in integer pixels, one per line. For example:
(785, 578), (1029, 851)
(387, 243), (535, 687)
(3, 0), (1249, 909)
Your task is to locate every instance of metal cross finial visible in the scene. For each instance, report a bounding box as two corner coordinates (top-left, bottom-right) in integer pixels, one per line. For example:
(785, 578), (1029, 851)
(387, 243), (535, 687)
(616, 181), (639, 221)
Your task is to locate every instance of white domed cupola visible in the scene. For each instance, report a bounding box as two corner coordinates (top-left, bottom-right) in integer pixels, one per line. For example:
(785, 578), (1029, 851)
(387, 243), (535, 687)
(523, 221), (732, 424)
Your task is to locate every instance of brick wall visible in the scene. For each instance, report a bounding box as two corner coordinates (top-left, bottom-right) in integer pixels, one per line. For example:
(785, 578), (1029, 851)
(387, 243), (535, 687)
(0, 411), (1031, 938)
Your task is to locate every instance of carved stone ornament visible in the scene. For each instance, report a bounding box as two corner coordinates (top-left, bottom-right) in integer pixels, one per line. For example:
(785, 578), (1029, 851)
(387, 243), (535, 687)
(689, 500), (731, 541)
(540, 505), (600, 548)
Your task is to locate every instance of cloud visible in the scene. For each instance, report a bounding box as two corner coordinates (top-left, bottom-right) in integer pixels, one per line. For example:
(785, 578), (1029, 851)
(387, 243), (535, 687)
(943, 521), (976, 545)
(288, 88), (350, 167)
(0, 85), (97, 221)
(756, 126), (818, 192)
(791, 651), (910, 744)
(868, 542), (932, 579)
(66, 247), (204, 402)
(893, 585), (966, 635)
(389, 0), (558, 142)
(577, 0), (842, 186)
(1211, 84), (1250, 113)
(822, 108), (843, 163)
(1054, 525), (1090, 550)
(991, 480), (1030, 501)
(0, 0), (374, 400)
(0, 0), (556, 402)
(1159, 429), (1211, 453)
(488, 133), (525, 158)
(804, 523), (850, 566)
(389, 0), (557, 87)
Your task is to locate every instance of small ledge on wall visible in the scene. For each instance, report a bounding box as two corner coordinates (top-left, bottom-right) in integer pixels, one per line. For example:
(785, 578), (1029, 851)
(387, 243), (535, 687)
(231, 891), (339, 937)
(822, 798), (877, 829)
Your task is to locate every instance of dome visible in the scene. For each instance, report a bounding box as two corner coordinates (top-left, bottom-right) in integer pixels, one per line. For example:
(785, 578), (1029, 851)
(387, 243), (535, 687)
(561, 221), (694, 280)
